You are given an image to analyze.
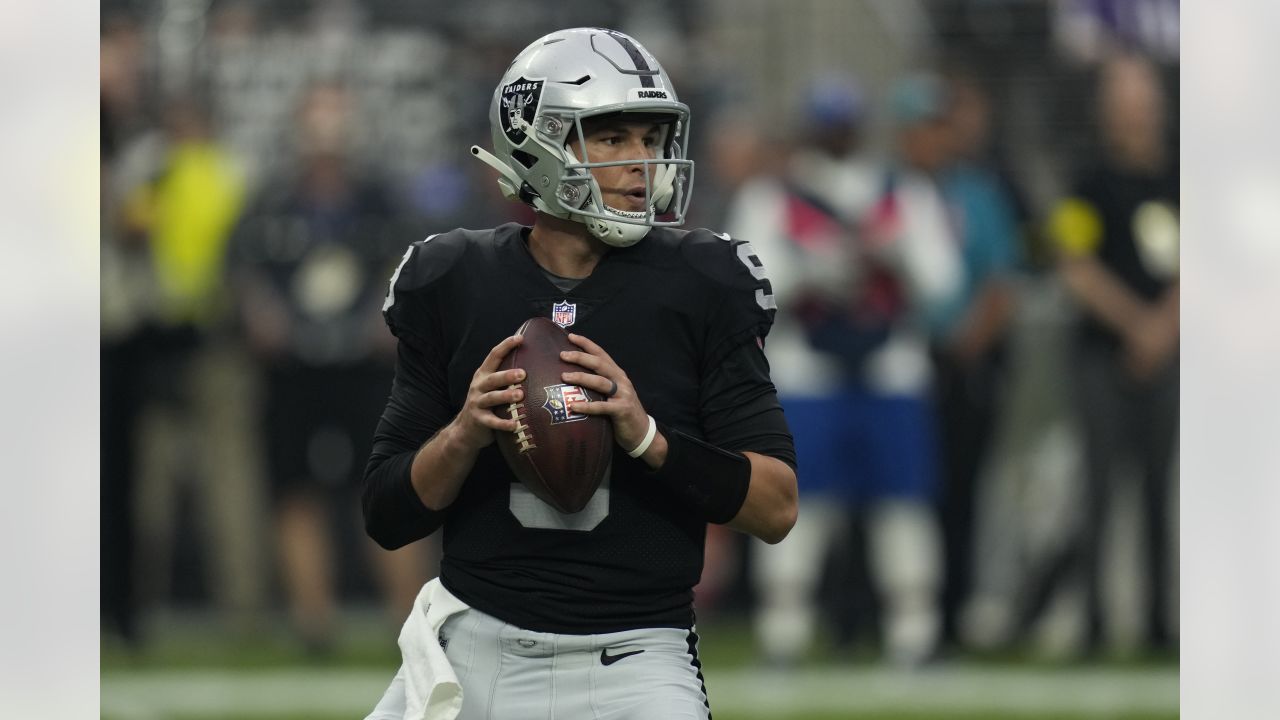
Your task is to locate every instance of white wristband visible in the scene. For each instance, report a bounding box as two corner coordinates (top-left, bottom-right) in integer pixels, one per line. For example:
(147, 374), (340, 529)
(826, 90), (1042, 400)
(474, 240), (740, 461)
(626, 415), (658, 458)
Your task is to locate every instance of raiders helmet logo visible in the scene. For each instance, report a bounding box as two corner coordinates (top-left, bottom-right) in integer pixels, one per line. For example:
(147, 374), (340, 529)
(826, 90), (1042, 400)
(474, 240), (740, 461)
(500, 76), (544, 146)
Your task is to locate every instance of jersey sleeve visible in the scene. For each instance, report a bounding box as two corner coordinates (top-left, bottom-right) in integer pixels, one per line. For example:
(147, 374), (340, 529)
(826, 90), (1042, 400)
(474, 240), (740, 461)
(680, 230), (795, 468)
(381, 231), (469, 347)
(363, 232), (469, 549)
(681, 230), (779, 370)
(698, 337), (797, 470)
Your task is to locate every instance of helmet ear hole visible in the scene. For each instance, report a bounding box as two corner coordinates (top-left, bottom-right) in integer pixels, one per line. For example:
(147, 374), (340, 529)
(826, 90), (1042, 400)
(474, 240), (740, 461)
(512, 150), (538, 170)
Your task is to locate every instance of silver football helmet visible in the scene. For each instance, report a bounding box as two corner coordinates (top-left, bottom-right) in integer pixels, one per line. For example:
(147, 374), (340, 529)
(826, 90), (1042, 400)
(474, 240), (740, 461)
(471, 27), (694, 247)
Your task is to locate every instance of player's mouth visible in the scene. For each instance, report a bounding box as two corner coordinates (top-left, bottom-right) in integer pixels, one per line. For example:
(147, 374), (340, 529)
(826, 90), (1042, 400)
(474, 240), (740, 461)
(619, 186), (649, 210)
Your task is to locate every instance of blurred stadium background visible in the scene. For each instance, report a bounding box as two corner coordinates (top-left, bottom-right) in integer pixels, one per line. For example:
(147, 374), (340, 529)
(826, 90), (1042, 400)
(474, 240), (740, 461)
(100, 1), (1179, 718)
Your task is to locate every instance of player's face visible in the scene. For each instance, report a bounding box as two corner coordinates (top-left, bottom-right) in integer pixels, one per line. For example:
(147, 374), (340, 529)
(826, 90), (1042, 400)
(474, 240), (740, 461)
(569, 120), (664, 213)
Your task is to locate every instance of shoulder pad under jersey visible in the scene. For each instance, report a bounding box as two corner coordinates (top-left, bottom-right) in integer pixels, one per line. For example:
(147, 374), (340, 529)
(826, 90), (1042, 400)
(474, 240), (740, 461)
(679, 228), (778, 318)
(382, 229), (472, 339)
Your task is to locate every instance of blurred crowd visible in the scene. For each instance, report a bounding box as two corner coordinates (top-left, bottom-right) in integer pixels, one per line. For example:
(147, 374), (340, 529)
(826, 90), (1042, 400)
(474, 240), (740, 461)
(101, 0), (1179, 665)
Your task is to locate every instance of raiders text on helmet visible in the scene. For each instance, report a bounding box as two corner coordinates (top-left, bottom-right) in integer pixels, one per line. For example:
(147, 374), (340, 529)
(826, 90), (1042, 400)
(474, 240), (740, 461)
(471, 28), (694, 247)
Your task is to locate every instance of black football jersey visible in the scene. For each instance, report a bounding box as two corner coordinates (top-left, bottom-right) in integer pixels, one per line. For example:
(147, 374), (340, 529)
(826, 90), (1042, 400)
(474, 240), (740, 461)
(365, 223), (794, 633)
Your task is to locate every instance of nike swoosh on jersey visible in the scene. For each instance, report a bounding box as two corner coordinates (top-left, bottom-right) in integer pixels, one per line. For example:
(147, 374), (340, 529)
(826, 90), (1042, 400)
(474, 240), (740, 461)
(599, 648), (645, 666)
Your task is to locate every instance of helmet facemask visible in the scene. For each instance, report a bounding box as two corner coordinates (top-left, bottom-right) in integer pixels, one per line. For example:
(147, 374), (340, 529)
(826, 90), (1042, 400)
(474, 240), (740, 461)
(550, 108), (694, 246)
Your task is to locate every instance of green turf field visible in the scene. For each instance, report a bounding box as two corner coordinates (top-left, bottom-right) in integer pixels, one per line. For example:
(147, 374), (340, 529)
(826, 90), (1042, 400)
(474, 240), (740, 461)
(102, 612), (1178, 719)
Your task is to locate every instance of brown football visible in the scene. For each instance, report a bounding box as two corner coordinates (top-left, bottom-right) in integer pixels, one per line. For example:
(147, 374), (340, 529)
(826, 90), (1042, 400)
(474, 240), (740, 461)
(492, 317), (613, 514)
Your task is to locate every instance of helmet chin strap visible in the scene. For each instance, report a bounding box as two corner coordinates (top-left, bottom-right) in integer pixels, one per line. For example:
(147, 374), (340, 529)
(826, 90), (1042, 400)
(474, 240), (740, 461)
(651, 161), (676, 212)
(581, 207), (649, 247)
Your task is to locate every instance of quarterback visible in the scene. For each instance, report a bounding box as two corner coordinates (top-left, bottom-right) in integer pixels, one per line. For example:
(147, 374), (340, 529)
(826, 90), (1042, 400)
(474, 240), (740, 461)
(364, 27), (797, 720)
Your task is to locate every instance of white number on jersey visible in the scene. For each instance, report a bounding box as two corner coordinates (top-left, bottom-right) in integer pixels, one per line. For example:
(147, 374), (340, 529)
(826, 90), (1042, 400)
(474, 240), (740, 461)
(716, 232), (777, 312)
(382, 234), (440, 313)
(509, 468), (611, 532)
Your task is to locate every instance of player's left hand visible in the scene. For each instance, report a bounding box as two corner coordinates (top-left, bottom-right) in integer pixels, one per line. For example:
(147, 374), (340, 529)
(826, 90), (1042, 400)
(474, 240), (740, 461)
(559, 333), (652, 452)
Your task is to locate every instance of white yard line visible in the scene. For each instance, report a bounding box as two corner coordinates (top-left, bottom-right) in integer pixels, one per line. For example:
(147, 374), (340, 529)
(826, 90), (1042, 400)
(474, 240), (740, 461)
(101, 665), (1179, 718)
(705, 666), (1178, 715)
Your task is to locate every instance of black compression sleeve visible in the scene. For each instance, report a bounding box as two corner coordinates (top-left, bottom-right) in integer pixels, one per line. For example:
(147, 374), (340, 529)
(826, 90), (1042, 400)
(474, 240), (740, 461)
(648, 423), (752, 524)
(362, 338), (452, 548)
(699, 338), (797, 470)
(362, 450), (444, 550)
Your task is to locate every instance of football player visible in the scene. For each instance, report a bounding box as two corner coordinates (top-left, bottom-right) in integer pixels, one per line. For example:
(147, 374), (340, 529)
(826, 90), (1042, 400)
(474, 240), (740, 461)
(363, 28), (797, 720)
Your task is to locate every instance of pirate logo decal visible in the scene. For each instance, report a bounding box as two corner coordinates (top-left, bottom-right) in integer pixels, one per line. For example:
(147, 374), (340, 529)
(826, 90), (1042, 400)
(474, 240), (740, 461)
(500, 77), (544, 146)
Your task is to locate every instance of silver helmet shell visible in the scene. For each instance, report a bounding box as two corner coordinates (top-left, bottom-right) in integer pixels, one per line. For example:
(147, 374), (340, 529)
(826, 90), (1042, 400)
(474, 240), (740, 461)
(471, 27), (694, 247)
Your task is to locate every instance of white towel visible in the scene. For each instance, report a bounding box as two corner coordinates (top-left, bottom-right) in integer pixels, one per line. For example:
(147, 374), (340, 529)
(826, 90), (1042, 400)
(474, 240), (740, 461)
(399, 577), (470, 720)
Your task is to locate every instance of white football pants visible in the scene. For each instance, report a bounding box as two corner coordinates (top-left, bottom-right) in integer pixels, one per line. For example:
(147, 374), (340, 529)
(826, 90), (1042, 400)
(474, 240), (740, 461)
(367, 603), (712, 720)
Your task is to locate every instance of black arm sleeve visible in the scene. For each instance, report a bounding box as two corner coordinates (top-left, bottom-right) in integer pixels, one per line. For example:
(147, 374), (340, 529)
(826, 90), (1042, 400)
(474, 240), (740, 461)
(362, 337), (455, 549)
(678, 229), (793, 469)
(645, 338), (796, 525)
(698, 337), (797, 471)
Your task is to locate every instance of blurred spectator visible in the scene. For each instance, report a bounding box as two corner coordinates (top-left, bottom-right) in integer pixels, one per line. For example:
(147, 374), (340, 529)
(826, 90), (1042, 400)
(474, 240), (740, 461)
(1024, 53), (1179, 655)
(110, 95), (269, 639)
(930, 71), (1021, 651)
(101, 10), (153, 644)
(844, 73), (963, 667)
(228, 83), (431, 654)
(101, 145), (151, 648)
(717, 85), (839, 664)
(740, 74), (963, 668)
(728, 79), (866, 665)
(101, 9), (149, 160)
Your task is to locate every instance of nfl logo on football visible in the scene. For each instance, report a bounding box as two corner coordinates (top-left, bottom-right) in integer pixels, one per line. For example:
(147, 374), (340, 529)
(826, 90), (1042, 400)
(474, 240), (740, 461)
(542, 384), (589, 424)
(552, 301), (577, 328)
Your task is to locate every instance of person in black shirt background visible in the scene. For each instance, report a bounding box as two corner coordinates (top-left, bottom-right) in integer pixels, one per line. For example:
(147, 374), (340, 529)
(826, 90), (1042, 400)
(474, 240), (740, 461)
(230, 83), (432, 655)
(1027, 53), (1179, 656)
(363, 28), (797, 720)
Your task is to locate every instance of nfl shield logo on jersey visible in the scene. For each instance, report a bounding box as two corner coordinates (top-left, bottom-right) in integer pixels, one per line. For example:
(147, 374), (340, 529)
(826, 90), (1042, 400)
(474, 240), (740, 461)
(542, 384), (589, 424)
(552, 301), (577, 328)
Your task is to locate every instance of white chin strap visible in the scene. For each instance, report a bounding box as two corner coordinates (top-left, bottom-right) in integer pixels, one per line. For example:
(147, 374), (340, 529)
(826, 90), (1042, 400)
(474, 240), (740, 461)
(651, 161), (677, 212)
(584, 207), (650, 247)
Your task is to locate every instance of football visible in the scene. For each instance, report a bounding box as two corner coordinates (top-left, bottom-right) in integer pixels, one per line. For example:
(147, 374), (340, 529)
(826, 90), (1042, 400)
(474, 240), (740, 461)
(493, 317), (614, 513)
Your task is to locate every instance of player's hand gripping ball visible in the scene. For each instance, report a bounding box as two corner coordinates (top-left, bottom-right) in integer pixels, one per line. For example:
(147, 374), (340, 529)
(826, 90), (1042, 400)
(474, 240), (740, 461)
(492, 317), (613, 513)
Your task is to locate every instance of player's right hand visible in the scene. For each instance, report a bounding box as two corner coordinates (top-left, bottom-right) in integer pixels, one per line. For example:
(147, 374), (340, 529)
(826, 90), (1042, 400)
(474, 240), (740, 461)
(451, 334), (526, 452)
